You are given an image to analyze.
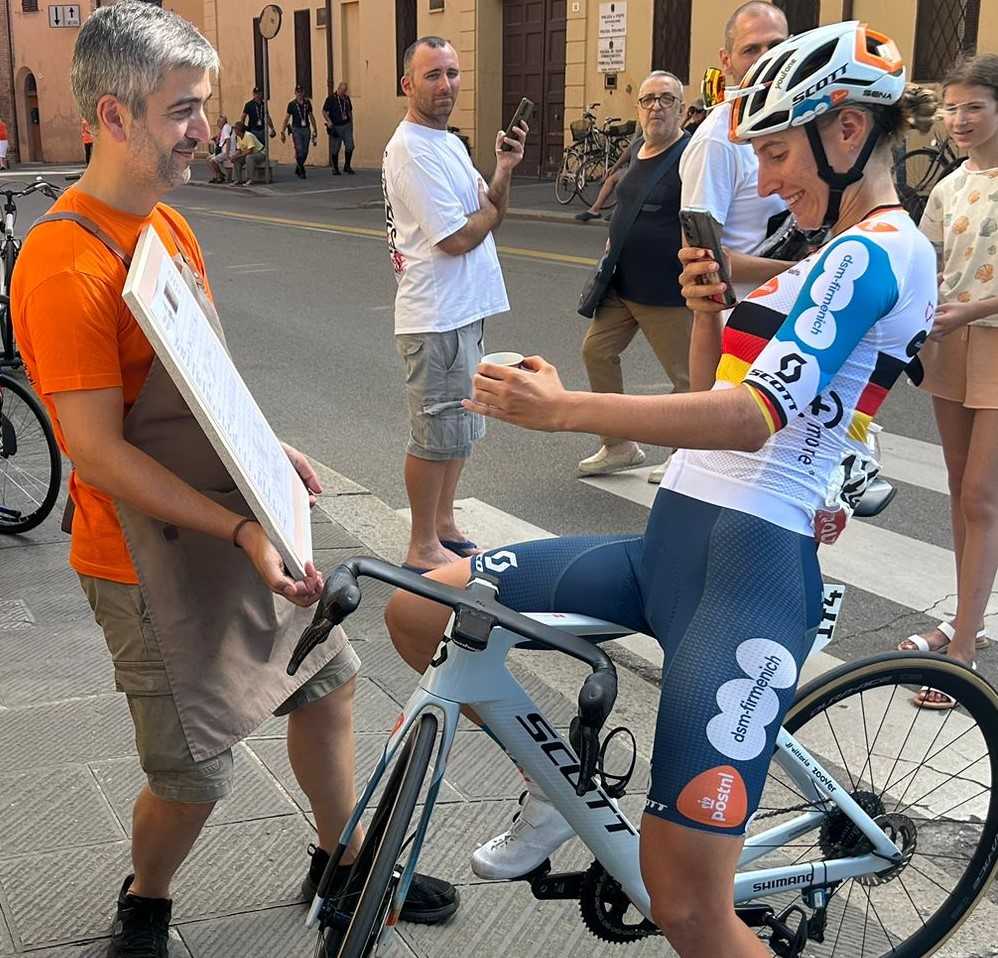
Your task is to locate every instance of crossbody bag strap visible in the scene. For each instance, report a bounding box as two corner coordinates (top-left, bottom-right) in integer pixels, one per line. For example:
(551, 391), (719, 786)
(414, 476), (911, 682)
(601, 135), (685, 279)
(25, 212), (132, 269)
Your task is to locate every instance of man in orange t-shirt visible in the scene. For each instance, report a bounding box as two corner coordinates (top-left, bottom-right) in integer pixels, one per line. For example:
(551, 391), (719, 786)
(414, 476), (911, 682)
(13, 4), (457, 953)
(0, 117), (9, 170)
(81, 117), (94, 164)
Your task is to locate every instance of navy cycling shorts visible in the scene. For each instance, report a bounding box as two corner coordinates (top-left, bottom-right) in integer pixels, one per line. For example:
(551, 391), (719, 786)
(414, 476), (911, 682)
(470, 487), (823, 837)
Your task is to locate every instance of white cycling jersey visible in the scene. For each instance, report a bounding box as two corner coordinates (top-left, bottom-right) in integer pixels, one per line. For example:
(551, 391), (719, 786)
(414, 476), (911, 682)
(662, 207), (937, 536)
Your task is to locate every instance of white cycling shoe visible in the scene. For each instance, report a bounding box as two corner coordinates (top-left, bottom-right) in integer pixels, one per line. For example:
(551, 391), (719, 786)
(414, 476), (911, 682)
(471, 786), (575, 880)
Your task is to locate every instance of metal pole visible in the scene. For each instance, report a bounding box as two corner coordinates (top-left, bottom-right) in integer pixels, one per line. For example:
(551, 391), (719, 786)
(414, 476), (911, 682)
(325, 0), (334, 169)
(262, 37), (272, 183)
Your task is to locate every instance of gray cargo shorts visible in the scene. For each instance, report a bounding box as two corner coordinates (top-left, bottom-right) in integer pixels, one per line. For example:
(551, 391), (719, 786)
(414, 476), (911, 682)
(395, 320), (486, 461)
(80, 574), (361, 804)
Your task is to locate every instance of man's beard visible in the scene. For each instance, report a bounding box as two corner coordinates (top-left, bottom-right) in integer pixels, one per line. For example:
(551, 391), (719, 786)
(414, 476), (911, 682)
(133, 123), (194, 190)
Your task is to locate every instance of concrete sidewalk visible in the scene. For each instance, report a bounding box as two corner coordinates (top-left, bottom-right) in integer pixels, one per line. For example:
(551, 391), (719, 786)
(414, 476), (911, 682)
(0, 454), (660, 957)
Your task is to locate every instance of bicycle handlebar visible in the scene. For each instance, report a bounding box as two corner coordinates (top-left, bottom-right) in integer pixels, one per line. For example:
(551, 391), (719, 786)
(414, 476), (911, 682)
(1, 180), (61, 202)
(288, 557), (619, 769)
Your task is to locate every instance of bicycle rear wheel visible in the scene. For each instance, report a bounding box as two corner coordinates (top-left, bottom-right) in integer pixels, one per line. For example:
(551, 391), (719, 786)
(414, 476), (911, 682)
(554, 148), (584, 205)
(0, 373), (61, 534)
(324, 712), (439, 958)
(577, 153), (606, 208)
(895, 148), (947, 220)
(745, 652), (998, 957)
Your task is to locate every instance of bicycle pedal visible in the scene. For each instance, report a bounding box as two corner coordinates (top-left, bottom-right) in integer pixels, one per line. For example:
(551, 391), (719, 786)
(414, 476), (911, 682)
(764, 905), (808, 958)
(527, 865), (586, 901)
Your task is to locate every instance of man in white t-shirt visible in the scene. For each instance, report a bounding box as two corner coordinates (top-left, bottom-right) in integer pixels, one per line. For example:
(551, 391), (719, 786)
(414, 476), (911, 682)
(679, 1), (789, 398)
(383, 35), (526, 572)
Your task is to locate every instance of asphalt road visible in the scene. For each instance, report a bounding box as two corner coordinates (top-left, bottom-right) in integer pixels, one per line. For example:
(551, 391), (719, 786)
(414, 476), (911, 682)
(5, 165), (986, 681)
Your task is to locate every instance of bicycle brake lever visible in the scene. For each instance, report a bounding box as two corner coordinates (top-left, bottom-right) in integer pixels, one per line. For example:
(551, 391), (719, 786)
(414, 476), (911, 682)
(569, 716), (600, 797)
(286, 564), (363, 675)
(287, 613), (334, 676)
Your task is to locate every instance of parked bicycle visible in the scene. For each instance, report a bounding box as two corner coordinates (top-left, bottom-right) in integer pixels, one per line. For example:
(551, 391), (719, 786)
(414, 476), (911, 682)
(0, 178), (61, 369)
(292, 489), (998, 958)
(894, 132), (961, 221)
(554, 104), (635, 209)
(0, 296), (62, 534)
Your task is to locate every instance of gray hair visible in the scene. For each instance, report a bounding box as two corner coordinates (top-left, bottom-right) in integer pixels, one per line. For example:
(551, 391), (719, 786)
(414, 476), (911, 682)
(642, 70), (685, 98)
(71, 1), (220, 125)
(403, 36), (452, 76)
(724, 1), (787, 52)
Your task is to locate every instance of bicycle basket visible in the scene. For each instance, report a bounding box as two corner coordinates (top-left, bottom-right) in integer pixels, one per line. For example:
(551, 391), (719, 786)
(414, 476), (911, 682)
(607, 120), (636, 138)
(571, 118), (592, 141)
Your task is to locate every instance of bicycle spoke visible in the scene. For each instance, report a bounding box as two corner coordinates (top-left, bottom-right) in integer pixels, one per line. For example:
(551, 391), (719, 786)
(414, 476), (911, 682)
(905, 859), (954, 898)
(894, 759), (990, 819)
(895, 874), (927, 929)
(829, 878), (855, 955)
(882, 724), (980, 800)
(887, 706), (954, 812)
(824, 708), (856, 791)
(860, 884), (900, 953)
(857, 690), (876, 794)
(878, 694), (924, 806)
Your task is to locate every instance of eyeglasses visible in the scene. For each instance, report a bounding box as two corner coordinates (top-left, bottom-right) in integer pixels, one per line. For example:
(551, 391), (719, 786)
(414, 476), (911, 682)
(637, 93), (679, 110)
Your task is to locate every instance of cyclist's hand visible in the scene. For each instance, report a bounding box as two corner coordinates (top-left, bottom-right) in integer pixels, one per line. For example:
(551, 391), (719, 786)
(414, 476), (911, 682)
(495, 122), (528, 170)
(465, 356), (568, 431)
(679, 246), (729, 314)
(283, 442), (322, 506)
(237, 521), (324, 607)
(930, 301), (978, 340)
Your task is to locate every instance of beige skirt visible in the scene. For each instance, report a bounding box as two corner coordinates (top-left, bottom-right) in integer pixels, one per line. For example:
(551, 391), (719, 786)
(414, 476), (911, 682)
(919, 325), (998, 409)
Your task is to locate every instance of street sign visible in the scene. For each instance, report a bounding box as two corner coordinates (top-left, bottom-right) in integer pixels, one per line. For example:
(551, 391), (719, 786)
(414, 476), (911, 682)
(48, 4), (81, 27)
(597, 36), (626, 74)
(598, 1), (626, 38)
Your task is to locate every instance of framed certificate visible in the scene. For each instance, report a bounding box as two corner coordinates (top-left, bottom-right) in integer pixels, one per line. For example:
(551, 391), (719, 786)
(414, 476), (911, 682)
(122, 224), (312, 578)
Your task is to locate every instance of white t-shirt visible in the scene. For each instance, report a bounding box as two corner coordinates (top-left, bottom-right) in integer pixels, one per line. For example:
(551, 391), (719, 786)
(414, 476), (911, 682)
(679, 102), (787, 301)
(920, 161), (998, 328)
(382, 120), (509, 335)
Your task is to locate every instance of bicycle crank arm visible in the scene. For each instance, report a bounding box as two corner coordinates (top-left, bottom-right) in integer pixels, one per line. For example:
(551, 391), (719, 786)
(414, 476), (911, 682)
(524, 862), (586, 901)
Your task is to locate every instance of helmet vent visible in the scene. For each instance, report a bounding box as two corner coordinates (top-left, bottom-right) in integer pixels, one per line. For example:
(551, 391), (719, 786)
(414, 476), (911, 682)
(788, 40), (838, 90)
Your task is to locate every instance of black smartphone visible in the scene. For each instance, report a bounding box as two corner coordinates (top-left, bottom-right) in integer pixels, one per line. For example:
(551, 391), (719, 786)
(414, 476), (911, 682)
(679, 207), (737, 308)
(501, 97), (534, 151)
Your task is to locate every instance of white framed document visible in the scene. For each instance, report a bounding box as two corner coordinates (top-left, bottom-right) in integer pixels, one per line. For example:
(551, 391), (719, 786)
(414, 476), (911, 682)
(122, 224), (312, 578)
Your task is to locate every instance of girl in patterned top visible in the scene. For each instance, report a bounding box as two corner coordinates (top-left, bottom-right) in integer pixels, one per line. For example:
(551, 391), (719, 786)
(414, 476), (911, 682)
(901, 54), (998, 707)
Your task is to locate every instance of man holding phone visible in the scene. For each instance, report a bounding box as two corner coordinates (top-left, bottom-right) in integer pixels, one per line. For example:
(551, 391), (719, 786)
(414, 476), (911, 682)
(382, 36), (527, 572)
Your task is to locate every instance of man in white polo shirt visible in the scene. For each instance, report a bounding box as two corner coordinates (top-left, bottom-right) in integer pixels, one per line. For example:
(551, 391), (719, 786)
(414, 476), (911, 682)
(383, 35), (526, 572)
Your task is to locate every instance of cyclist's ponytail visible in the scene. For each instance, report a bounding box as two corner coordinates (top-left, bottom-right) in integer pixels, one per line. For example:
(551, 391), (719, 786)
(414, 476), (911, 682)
(894, 84), (939, 137)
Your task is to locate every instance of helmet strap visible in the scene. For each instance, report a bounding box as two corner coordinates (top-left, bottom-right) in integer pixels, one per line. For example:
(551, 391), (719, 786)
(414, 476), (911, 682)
(804, 121), (883, 229)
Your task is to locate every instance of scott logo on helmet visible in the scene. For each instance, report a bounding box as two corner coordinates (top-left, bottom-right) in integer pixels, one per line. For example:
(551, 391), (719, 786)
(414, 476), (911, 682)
(791, 64), (848, 105)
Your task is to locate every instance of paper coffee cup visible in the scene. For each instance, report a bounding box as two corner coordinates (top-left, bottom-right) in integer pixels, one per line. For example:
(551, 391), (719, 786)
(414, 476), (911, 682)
(481, 351), (526, 368)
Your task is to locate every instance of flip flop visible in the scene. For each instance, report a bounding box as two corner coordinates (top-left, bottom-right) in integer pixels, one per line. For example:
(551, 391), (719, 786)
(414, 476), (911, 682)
(402, 563), (430, 575)
(440, 538), (480, 558)
(913, 661), (977, 711)
(897, 621), (990, 653)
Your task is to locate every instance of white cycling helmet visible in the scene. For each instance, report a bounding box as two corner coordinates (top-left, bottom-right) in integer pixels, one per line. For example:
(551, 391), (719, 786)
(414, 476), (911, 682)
(729, 21), (906, 226)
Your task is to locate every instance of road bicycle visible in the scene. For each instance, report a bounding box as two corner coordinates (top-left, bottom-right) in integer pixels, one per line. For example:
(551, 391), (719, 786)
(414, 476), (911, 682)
(893, 134), (961, 221)
(0, 179), (61, 369)
(554, 104), (635, 209)
(291, 510), (998, 957)
(0, 298), (61, 534)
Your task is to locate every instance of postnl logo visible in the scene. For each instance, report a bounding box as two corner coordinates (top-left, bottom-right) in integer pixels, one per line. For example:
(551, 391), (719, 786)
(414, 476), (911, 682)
(748, 276), (780, 299)
(857, 220), (898, 233)
(706, 638), (798, 761)
(677, 765), (748, 828)
(794, 239), (870, 350)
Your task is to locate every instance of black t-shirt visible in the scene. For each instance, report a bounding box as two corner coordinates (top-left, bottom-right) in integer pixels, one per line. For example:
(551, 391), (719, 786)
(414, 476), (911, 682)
(610, 133), (690, 307)
(243, 99), (267, 132)
(287, 98), (313, 129)
(322, 94), (352, 126)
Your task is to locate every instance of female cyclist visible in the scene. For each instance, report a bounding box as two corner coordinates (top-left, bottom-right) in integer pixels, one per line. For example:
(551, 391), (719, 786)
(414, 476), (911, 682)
(387, 22), (936, 957)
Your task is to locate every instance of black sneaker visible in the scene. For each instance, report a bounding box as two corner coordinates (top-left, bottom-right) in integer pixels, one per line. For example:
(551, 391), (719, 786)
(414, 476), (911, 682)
(302, 845), (459, 925)
(107, 875), (171, 957)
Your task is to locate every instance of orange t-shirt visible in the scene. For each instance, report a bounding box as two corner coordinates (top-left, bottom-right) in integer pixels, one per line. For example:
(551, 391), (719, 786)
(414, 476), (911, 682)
(11, 188), (211, 584)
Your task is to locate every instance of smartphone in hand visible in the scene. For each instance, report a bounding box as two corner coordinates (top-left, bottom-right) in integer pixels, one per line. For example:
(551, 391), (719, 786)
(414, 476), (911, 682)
(501, 97), (534, 151)
(679, 207), (737, 308)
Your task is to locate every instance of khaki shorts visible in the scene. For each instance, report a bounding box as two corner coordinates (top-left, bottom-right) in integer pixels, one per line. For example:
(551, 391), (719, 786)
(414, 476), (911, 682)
(396, 320), (486, 460)
(920, 325), (998, 409)
(80, 575), (361, 804)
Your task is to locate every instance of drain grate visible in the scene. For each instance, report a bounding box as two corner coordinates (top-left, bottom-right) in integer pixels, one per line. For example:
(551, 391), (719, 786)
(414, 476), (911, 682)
(0, 599), (35, 631)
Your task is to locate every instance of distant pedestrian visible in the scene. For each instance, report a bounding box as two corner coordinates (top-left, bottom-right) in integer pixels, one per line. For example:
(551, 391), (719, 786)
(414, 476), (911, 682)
(207, 114), (234, 182)
(81, 119), (94, 164)
(682, 97), (707, 134)
(230, 121), (265, 185)
(382, 36), (526, 571)
(0, 117), (8, 170)
(322, 81), (355, 174)
(575, 130), (640, 222)
(576, 71), (692, 478)
(240, 86), (275, 144)
(281, 84), (317, 178)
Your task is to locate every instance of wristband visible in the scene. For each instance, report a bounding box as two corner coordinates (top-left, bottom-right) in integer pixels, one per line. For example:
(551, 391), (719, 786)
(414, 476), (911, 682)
(232, 517), (255, 549)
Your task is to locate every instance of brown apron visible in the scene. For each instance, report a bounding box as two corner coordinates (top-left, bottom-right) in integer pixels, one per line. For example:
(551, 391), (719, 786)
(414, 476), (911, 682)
(29, 212), (345, 761)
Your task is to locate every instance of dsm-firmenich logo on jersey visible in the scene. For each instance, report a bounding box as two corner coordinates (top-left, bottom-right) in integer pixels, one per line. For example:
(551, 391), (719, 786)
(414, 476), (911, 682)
(706, 638), (797, 762)
(795, 239), (871, 350)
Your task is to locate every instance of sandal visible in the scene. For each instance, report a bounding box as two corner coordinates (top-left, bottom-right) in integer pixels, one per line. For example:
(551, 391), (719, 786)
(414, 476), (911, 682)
(913, 660), (977, 711)
(897, 621), (990, 653)
(439, 538), (481, 558)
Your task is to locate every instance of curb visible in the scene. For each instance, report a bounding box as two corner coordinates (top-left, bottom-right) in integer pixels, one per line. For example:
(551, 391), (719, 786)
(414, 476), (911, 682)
(505, 207), (610, 227)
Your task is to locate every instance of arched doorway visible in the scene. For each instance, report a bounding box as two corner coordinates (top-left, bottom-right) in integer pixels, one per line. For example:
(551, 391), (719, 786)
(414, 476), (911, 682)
(24, 72), (42, 162)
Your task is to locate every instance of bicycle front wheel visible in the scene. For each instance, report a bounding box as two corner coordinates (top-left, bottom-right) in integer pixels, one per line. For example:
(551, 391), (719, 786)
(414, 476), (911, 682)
(747, 652), (998, 957)
(577, 153), (606, 208)
(554, 148), (583, 205)
(324, 712), (438, 958)
(0, 374), (62, 534)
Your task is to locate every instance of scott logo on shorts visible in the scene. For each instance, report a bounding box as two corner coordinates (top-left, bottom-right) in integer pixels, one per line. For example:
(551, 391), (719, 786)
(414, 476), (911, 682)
(706, 638), (797, 761)
(474, 550), (518, 574)
(677, 765), (748, 828)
